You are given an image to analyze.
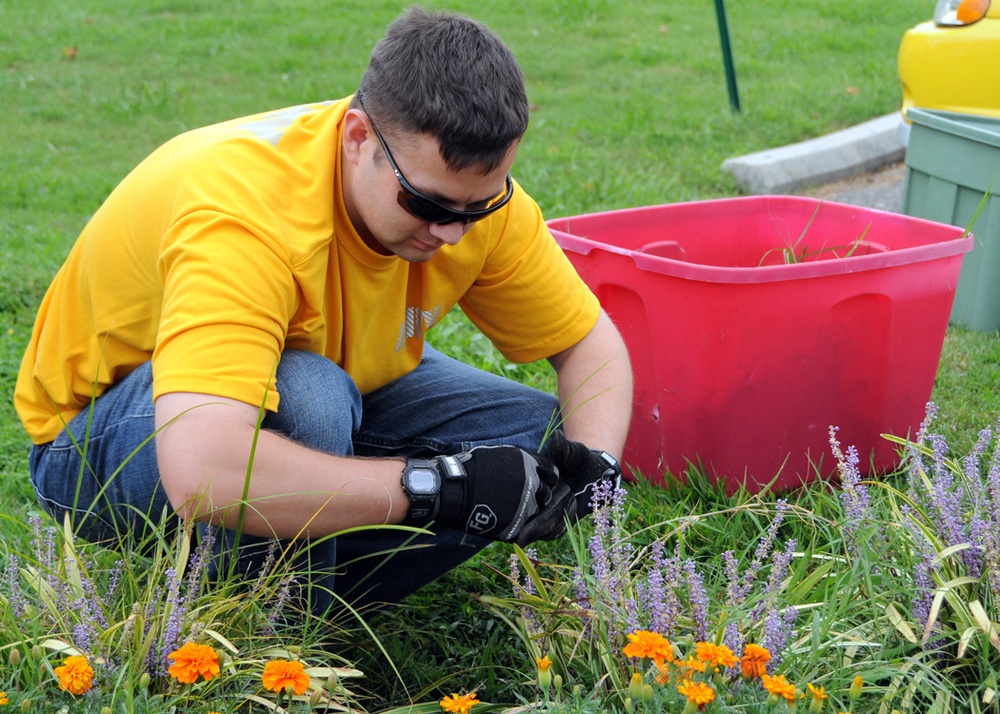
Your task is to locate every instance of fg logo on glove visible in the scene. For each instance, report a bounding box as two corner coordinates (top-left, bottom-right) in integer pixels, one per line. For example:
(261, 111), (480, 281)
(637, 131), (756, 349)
(466, 504), (497, 535)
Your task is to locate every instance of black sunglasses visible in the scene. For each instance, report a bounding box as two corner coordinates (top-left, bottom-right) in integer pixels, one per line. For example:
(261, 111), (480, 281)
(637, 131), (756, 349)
(356, 90), (514, 226)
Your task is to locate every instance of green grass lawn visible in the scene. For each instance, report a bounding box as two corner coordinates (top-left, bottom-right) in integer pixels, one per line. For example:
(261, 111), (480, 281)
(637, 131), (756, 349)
(2, 1), (1000, 712)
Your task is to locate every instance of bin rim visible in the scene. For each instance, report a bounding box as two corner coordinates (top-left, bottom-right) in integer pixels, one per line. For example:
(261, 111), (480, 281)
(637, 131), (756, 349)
(548, 196), (974, 285)
(907, 108), (1000, 149)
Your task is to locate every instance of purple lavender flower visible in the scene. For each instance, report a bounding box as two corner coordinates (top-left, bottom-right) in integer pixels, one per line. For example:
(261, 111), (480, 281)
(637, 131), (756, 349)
(684, 559), (710, 642)
(624, 596), (641, 636)
(761, 605), (797, 668)
(829, 427), (873, 554)
(572, 565), (590, 610)
(641, 544), (668, 634)
(508, 550), (542, 638)
(908, 523), (936, 628)
(924, 444), (982, 578)
(156, 567), (186, 675)
(264, 576), (296, 633)
(3, 554), (26, 619)
(73, 615), (93, 656)
(750, 538), (797, 623)
(917, 402), (940, 444)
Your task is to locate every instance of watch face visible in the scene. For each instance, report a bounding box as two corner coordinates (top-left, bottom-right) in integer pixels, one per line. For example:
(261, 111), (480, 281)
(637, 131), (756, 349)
(408, 468), (438, 494)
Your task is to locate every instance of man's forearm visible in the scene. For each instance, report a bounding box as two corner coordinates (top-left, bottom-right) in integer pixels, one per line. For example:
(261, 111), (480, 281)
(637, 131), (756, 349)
(155, 393), (409, 539)
(550, 310), (633, 458)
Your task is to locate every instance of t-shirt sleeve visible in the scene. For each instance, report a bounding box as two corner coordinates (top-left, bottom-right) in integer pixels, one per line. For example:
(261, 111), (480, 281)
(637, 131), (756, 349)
(153, 208), (297, 411)
(459, 185), (600, 363)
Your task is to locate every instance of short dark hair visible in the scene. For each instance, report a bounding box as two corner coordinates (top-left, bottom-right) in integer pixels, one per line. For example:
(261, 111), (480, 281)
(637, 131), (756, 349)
(354, 7), (530, 174)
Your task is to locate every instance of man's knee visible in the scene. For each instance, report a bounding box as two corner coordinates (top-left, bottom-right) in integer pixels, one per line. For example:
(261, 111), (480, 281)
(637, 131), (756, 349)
(263, 350), (362, 454)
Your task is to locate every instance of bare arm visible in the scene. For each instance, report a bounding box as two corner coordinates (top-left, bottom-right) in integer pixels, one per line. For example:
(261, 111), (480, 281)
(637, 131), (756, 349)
(154, 392), (408, 539)
(547, 309), (633, 458)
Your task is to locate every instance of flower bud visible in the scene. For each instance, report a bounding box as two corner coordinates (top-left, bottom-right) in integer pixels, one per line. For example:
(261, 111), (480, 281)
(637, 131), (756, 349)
(309, 689), (323, 707)
(19, 699), (31, 713)
(30, 645), (44, 661)
(849, 675), (863, 702)
(642, 683), (654, 703)
(628, 672), (643, 701)
(810, 694), (825, 714)
(101, 707), (113, 714)
(9, 648), (21, 666)
(139, 672), (151, 690)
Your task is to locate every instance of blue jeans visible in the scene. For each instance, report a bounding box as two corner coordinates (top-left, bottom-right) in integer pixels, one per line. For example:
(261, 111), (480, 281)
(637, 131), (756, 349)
(29, 347), (559, 613)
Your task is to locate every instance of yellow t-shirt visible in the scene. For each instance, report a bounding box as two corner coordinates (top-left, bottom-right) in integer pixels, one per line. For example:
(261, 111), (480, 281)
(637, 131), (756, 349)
(15, 97), (600, 444)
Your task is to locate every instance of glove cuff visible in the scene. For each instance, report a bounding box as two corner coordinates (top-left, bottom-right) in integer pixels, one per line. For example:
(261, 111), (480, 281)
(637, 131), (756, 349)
(591, 449), (623, 489)
(434, 454), (469, 526)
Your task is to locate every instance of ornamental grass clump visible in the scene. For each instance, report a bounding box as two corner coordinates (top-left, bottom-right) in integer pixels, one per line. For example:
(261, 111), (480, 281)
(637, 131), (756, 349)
(0, 512), (363, 711)
(876, 404), (1000, 710)
(482, 480), (816, 711)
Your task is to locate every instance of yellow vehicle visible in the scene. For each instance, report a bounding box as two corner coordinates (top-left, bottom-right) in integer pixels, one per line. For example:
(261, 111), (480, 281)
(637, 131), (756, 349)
(898, 0), (1000, 141)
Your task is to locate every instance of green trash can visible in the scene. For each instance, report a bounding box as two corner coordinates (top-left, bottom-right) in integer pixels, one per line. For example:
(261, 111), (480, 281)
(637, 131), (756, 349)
(902, 108), (1000, 332)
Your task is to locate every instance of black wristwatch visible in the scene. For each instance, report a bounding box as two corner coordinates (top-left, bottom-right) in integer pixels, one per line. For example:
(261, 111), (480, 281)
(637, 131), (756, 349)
(401, 459), (442, 524)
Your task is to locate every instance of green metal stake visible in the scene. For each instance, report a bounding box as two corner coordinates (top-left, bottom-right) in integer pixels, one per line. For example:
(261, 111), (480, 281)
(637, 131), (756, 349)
(714, 0), (740, 112)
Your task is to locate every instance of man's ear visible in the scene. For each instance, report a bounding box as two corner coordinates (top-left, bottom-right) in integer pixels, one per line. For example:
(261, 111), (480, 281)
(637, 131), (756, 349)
(342, 108), (371, 166)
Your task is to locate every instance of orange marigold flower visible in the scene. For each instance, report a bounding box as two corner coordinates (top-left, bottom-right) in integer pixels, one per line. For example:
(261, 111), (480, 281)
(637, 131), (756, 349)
(762, 673), (797, 703)
(676, 655), (707, 679)
(623, 630), (674, 667)
(678, 678), (716, 707)
(655, 662), (672, 686)
(167, 642), (220, 684)
(262, 659), (311, 696)
(54, 655), (95, 695)
(536, 655), (552, 671)
(740, 643), (771, 679)
(0, 691), (8, 705)
(439, 691), (480, 714)
(695, 642), (738, 670)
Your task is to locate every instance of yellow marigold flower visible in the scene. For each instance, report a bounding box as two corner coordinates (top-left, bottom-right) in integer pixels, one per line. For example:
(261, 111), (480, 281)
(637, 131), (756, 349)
(761, 673), (797, 703)
(0, 691), (8, 705)
(694, 642), (737, 670)
(678, 678), (716, 707)
(262, 659), (311, 696)
(536, 655), (553, 689)
(167, 642), (220, 684)
(623, 630), (674, 667)
(740, 643), (771, 679)
(808, 682), (829, 713)
(54, 655), (95, 695)
(439, 691), (480, 714)
(807, 682), (828, 699)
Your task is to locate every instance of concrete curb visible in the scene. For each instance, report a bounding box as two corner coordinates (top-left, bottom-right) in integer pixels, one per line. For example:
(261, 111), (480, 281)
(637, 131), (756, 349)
(721, 113), (906, 195)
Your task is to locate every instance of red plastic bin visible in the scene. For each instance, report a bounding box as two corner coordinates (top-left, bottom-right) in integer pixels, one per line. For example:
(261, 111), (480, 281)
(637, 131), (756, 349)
(548, 196), (972, 493)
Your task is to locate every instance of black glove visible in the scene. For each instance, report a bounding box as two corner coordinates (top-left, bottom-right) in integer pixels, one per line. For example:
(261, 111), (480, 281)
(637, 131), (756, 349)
(513, 431), (624, 545)
(544, 430), (623, 520)
(403, 446), (559, 542)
